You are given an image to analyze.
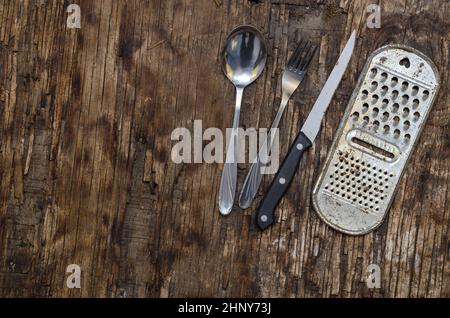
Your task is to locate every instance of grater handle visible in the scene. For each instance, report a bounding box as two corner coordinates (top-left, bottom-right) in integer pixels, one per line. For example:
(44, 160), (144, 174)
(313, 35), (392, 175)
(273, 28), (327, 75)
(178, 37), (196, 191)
(256, 132), (312, 230)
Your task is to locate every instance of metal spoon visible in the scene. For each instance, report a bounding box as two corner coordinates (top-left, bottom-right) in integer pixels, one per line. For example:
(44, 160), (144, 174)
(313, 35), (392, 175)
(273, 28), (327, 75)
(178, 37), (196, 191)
(219, 25), (267, 215)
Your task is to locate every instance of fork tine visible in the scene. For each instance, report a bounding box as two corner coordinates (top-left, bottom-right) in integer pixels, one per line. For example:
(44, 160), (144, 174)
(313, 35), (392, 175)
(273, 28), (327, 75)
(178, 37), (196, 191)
(293, 40), (310, 67)
(287, 39), (302, 67)
(294, 41), (313, 69)
(287, 39), (306, 67)
(301, 45), (317, 71)
(298, 44), (317, 71)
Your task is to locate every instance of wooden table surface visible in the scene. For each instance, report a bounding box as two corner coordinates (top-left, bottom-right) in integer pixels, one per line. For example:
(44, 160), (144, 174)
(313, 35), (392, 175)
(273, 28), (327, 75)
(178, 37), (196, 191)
(0, 0), (448, 298)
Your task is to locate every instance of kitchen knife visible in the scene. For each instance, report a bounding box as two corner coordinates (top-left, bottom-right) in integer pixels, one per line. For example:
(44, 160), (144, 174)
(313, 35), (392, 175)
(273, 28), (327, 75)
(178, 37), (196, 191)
(256, 30), (356, 230)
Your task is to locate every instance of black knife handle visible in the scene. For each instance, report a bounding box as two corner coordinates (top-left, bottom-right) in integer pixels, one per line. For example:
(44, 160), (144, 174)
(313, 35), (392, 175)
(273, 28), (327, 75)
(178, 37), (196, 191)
(256, 131), (312, 230)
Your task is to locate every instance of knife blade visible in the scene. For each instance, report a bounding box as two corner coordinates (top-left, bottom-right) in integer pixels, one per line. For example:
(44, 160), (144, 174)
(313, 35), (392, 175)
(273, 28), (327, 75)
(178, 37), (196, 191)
(256, 30), (356, 230)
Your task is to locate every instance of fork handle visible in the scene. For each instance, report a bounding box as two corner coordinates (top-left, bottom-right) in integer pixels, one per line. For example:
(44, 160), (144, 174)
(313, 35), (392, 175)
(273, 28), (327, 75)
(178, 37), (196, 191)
(238, 96), (289, 209)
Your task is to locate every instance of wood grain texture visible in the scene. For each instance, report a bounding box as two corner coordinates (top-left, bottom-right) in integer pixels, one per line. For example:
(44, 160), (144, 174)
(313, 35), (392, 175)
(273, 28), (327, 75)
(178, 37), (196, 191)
(0, 0), (448, 297)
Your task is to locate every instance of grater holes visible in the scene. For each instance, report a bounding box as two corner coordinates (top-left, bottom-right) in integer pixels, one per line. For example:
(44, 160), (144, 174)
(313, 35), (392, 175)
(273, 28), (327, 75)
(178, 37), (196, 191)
(381, 85), (388, 96)
(370, 81), (378, 91)
(326, 154), (395, 212)
(403, 107), (410, 117)
(362, 103), (369, 113)
(380, 72), (388, 82)
(405, 133), (411, 141)
(422, 90), (430, 100)
(393, 116), (400, 125)
(352, 111), (360, 120)
(370, 68), (378, 77)
(413, 111), (420, 121)
(392, 103), (399, 112)
(402, 94), (409, 104)
(391, 90), (399, 99)
(381, 99), (389, 108)
(391, 77), (398, 86)
(362, 89), (369, 99)
(382, 111), (389, 121)
(412, 99), (420, 109)
(373, 120), (380, 131)
(403, 120), (410, 130)
(401, 81), (409, 91)
(394, 129), (401, 138)
(373, 107), (379, 117)
(371, 94), (379, 104)
(411, 85), (419, 96)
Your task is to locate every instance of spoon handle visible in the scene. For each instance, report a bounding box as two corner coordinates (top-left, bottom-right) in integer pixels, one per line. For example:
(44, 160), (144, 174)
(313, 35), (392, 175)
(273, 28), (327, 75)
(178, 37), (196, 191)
(219, 87), (244, 215)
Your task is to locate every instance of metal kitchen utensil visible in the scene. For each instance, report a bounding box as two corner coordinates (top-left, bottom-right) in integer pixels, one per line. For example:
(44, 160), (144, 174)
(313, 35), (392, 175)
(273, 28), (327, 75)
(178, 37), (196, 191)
(239, 39), (317, 209)
(219, 25), (267, 216)
(312, 45), (440, 235)
(256, 31), (356, 230)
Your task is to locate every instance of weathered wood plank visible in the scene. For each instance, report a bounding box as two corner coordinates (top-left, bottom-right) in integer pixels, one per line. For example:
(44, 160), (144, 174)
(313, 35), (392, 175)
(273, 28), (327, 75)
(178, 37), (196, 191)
(0, 0), (448, 298)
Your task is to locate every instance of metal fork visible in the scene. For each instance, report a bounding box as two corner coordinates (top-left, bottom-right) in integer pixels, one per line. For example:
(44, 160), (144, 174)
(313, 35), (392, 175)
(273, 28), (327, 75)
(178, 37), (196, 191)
(238, 39), (317, 209)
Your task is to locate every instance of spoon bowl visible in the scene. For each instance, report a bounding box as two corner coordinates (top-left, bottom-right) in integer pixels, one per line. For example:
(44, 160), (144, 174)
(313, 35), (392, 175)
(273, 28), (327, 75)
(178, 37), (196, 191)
(222, 25), (267, 88)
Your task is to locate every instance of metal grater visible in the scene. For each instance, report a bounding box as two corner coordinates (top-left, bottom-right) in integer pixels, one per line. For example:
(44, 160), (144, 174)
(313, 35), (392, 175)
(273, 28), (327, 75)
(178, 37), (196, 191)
(312, 45), (440, 235)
